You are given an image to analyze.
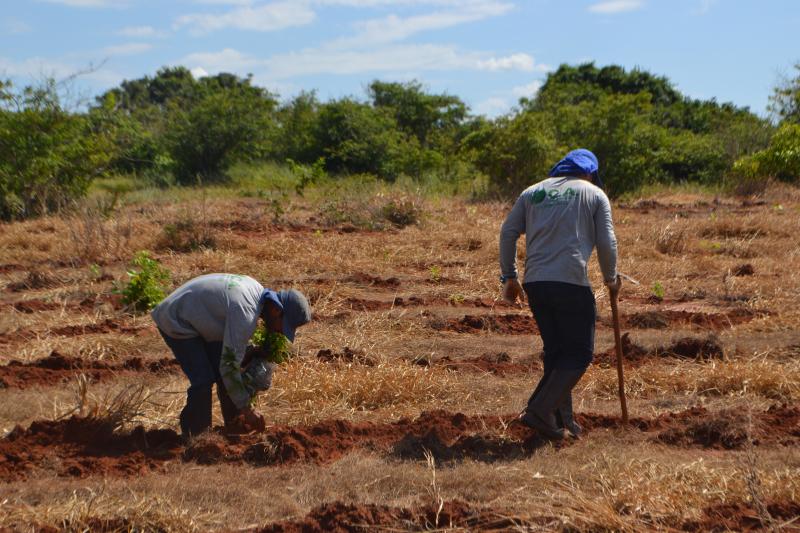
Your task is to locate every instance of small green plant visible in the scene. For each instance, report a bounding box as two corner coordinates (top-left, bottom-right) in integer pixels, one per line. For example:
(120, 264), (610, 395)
(429, 265), (442, 282)
(88, 263), (102, 280)
(250, 327), (292, 364)
(651, 281), (665, 301)
(288, 157), (327, 196)
(119, 251), (170, 313)
(448, 293), (465, 305)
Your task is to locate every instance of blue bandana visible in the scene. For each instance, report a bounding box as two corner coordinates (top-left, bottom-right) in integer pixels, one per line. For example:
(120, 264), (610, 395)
(548, 149), (603, 189)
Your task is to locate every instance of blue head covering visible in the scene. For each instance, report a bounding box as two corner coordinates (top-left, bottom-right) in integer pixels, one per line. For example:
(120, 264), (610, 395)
(548, 148), (603, 189)
(262, 289), (312, 342)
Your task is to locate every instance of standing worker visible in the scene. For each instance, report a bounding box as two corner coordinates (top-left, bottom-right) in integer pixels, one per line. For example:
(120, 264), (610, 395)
(151, 273), (312, 438)
(499, 149), (620, 440)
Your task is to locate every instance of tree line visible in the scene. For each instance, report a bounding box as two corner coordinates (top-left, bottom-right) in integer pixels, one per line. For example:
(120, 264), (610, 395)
(1, 62), (799, 220)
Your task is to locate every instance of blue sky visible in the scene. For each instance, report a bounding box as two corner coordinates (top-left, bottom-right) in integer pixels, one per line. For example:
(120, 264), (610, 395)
(2, 0), (798, 116)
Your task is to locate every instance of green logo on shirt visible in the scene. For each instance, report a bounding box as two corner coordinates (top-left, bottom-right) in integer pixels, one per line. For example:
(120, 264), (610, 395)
(532, 189), (546, 204)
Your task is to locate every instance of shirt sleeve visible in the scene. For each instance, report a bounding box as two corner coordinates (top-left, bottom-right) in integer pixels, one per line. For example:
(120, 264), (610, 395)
(499, 194), (527, 279)
(219, 300), (260, 410)
(594, 192), (618, 283)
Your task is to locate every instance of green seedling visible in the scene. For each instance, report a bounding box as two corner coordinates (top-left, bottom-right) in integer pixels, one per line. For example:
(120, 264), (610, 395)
(429, 265), (442, 282)
(651, 281), (665, 301)
(118, 251), (170, 313)
(250, 327), (292, 364)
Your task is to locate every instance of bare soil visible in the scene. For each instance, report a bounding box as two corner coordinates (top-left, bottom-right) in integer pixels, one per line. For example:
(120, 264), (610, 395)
(0, 351), (179, 389)
(3, 405), (797, 481)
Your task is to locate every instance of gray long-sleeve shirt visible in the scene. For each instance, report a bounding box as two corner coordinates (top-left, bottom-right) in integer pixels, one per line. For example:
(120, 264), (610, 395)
(499, 177), (617, 287)
(151, 273), (264, 410)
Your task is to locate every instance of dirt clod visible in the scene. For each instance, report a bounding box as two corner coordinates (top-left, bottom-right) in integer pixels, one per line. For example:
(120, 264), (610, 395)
(432, 314), (538, 334)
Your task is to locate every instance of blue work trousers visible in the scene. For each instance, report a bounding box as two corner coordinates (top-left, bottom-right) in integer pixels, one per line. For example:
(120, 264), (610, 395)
(158, 330), (238, 437)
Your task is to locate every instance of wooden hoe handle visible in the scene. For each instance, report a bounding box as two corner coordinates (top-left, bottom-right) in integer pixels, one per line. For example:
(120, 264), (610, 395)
(609, 292), (629, 424)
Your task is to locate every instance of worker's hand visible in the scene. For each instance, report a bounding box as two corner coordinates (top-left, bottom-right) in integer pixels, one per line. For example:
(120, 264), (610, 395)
(605, 274), (622, 297)
(502, 278), (525, 306)
(236, 407), (265, 433)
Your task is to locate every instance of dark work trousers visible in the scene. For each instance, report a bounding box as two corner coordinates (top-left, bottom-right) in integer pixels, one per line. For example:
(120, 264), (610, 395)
(523, 281), (596, 410)
(158, 330), (239, 437)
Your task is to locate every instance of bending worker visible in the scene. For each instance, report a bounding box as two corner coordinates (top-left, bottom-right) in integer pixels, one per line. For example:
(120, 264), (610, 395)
(151, 273), (312, 438)
(499, 148), (620, 440)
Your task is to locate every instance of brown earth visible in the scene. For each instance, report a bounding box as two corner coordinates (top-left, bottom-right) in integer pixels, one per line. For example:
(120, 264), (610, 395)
(593, 333), (725, 367)
(413, 352), (538, 376)
(682, 500), (800, 532)
(341, 295), (513, 311)
(431, 314), (539, 334)
(2, 294), (121, 314)
(0, 318), (147, 345)
(344, 272), (401, 288)
(2, 405), (797, 482)
(316, 347), (378, 366)
(0, 351), (180, 389)
(257, 498), (800, 533)
(622, 306), (767, 330)
(255, 500), (537, 533)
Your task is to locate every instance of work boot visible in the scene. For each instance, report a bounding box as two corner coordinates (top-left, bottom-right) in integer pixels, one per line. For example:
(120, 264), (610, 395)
(180, 385), (213, 439)
(520, 368), (585, 440)
(555, 393), (582, 438)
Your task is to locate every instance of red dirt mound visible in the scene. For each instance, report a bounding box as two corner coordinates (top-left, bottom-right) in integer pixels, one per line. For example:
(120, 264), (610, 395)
(316, 347), (377, 366)
(0, 416), (182, 481)
(0, 351), (180, 389)
(432, 314), (538, 334)
(342, 295), (516, 311)
(0, 318), (147, 345)
(593, 333), (724, 367)
(415, 352), (536, 376)
(345, 272), (401, 288)
(256, 500), (531, 533)
(3, 406), (796, 481)
(624, 307), (766, 330)
(656, 404), (800, 449)
(682, 500), (800, 532)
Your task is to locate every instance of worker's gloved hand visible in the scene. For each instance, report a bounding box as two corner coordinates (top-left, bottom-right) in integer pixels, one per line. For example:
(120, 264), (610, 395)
(502, 278), (525, 305)
(232, 406), (265, 433)
(605, 274), (622, 296)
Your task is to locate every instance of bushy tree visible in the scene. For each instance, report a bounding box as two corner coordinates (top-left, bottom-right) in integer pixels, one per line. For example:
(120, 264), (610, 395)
(0, 80), (114, 220)
(168, 83), (277, 184)
(769, 63), (800, 124)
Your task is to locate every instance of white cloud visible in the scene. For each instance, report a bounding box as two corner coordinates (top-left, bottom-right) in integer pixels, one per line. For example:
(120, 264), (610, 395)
(335, 1), (512, 47)
(191, 66), (209, 78)
(117, 25), (165, 38)
(3, 19), (32, 34)
(511, 80), (542, 97)
(0, 56), (122, 87)
(38, 0), (128, 7)
(477, 53), (537, 72)
(693, 0), (718, 15)
(183, 43), (541, 82)
(175, 1), (315, 34)
(587, 0), (643, 14)
(101, 42), (153, 56)
(474, 96), (509, 117)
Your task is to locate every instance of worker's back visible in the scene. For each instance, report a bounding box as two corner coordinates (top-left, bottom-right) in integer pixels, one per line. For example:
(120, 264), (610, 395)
(500, 177), (616, 287)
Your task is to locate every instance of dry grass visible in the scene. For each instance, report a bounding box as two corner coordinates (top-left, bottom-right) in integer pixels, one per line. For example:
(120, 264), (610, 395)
(258, 356), (466, 425)
(583, 354), (800, 402)
(2, 183), (800, 531)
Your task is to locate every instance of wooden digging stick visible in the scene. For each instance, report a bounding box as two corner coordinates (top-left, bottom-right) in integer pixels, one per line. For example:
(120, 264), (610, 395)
(609, 290), (629, 424)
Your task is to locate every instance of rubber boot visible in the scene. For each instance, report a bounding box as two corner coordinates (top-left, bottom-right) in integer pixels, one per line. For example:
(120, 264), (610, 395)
(180, 384), (213, 439)
(520, 368), (585, 440)
(555, 393), (582, 438)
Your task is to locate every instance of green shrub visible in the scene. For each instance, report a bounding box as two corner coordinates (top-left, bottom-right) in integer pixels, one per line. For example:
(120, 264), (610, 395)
(119, 251), (170, 312)
(733, 123), (800, 183)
